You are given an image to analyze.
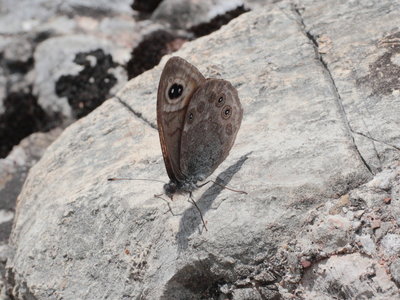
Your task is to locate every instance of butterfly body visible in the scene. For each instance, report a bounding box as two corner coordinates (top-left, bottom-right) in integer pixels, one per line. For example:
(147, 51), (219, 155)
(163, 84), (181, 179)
(157, 57), (243, 197)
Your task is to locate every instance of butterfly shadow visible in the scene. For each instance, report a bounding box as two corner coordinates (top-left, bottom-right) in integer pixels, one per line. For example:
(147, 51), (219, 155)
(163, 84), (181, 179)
(176, 151), (252, 252)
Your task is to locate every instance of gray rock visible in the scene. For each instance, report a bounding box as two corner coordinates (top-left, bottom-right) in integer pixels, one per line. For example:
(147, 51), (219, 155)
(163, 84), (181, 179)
(0, 0), (133, 34)
(301, 253), (398, 299)
(0, 0), (61, 34)
(390, 258), (400, 287)
(1, 0), (142, 124)
(1, 38), (32, 64)
(297, 214), (354, 254)
(297, 0), (400, 173)
(152, 0), (245, 29)
(357, 234), (376, 256)
(245, 0), (283, 9)
(57, 0), (133, 16)
(0, 36), (34, 98)
(232, 288), (262, 300)
(5, 1), (400, 300)
(0, 128), (62, 244)
(258, 286), (281, 300)
(0, 128), (61, 299)
(374, 221), (393, 242)
(381, 234), (400, 257)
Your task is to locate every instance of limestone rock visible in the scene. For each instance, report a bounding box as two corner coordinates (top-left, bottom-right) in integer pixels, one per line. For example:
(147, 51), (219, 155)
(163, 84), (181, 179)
(5, 1), (400, 300)
(0, 128), (62, 245)
(381, 234), (400, 257)
(152, 0), (245, 29)
(301, 253), (398, 299)
(295, 0), (400, 173)
(0, 129), (61, 300)
(390, 259), (400, 287)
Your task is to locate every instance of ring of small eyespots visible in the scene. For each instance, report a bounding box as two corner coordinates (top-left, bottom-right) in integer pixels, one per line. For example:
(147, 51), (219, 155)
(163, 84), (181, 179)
(221, 105), (232, 120)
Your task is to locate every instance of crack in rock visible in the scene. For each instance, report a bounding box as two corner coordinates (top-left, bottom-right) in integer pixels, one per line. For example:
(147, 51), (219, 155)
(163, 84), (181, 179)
(115, 96), (157, 130)
(293, 6), (374, 175)
(352, 130), (400, 152)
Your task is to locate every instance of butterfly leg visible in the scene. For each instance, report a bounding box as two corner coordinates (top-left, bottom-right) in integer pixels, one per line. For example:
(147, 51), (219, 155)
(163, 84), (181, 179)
(154, 193), (177, 216)
(196, 180), (247, 194)
(188, 192), (208, 232)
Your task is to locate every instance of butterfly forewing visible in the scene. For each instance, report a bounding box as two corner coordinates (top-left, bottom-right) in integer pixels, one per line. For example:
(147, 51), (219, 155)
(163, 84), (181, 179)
(179, 79), (243, 181)
(157, 57), (206, 182)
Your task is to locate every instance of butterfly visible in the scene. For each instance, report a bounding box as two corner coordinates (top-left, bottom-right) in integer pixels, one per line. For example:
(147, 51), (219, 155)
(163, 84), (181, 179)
(157, 56), (243, 198)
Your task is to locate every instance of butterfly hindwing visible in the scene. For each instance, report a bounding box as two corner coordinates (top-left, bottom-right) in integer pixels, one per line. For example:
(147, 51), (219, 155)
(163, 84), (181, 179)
(179, 79), (243, 181)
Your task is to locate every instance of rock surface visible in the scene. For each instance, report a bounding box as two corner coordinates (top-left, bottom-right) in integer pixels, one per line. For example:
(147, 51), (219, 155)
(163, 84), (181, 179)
(4, 1), (400, 300)
(0, 128), (62, 300)
(0, 0), (247, 160)
(0, 128), (62, 244)
(152, 0), (245, 29)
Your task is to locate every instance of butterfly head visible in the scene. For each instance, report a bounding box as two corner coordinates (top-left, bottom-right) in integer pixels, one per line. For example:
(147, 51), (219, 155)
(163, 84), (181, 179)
(163, 181), (178, 198)
(163, 178), (200, 198)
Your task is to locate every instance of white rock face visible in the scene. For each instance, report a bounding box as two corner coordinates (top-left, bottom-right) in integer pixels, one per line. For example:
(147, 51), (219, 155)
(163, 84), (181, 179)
(5, 1), (400, 299)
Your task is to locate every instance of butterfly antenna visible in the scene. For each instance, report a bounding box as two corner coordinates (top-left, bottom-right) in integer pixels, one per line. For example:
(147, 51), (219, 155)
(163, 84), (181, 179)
(188, 192), (208, 231)
(107, 177), (166, 184)
(196, 180), (247, 194)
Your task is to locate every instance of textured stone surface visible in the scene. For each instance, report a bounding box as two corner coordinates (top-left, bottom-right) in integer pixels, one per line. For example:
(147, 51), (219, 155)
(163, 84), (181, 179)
(0, 0), (180, 184)
(152, 0), (245, 29)
(301, 253), (398, 299)
(295, 0), (400, 173)
(4, 1), (400, 300)
(34, 35), (128, 118)
(0, 36), (34, 112)
(0, 0), (140, 150)
(294, 164), (400, 298)
(390, 258), (400, 287)
(0, 129), (61, 300)
(0, 128), (62, 243)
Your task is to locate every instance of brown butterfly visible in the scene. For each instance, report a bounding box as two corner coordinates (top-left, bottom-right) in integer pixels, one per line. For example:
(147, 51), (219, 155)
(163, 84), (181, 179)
(157, 56), (243, 197)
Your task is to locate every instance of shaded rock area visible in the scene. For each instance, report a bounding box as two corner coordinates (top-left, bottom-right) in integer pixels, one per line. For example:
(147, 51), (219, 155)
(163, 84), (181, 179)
(188, 5), (249, 37)
(0, 91), (51, 158)
(126, 30), (188, 79)
(131, 0), (164, 13)
(2, 1), (400, 300)
(126, 1), (250, 79)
